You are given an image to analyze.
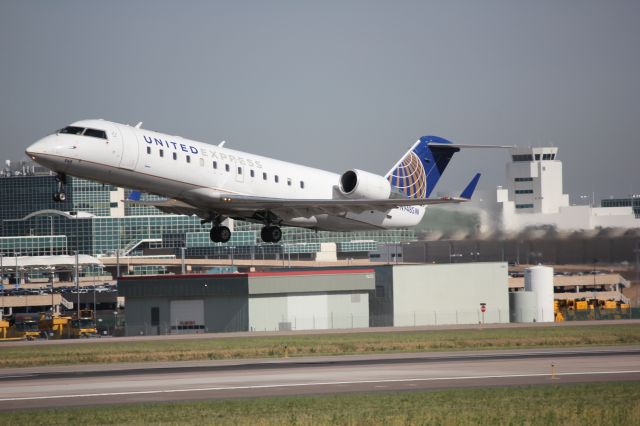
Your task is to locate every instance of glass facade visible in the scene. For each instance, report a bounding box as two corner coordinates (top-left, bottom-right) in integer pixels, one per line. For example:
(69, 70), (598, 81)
(0, 175), (74, 224)
(71, 179), (118, 216)
(0, 235), (67, 256)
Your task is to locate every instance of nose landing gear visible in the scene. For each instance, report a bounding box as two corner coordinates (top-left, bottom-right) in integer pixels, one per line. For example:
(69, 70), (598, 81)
(53, 173), (67, 202)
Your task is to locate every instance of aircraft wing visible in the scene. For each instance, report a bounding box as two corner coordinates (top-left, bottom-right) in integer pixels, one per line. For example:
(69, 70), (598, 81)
(124, 197), (207, 217)
(127, 192), (470, 219)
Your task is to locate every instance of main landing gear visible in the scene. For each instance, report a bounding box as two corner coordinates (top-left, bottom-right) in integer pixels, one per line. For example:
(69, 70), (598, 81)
(208, 225), (282, 243)
(53, 173), (67, 202)
(206, 211), (282, 244)
(261, 225), (282, 243)
(209, 225), (231, 243)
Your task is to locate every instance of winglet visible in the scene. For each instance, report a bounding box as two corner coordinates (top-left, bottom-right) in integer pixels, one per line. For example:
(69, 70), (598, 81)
(134, 122), (143, 129)
(127, 191), (142, 201)
(460, 173), (481, 199)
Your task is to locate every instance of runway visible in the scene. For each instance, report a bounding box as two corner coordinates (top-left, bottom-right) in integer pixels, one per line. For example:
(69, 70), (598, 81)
(0, 346), (638, 410)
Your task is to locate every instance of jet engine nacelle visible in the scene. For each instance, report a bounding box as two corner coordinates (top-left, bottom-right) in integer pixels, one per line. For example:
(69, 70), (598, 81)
(339, 169), (391, 199)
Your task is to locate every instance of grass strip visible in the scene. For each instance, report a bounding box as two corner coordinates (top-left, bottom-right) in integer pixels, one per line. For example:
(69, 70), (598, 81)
(0, 324), (639, 368)
(1, 382), (639, 425)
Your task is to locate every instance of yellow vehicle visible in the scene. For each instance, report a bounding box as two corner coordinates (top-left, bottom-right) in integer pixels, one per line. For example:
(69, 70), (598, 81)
(39, 313), (72, 339)
(12, 314), (41, 340)
(553, 300), (565, 322)
(0, 319), (10, 339)
(70, 310), (97, 338)
(604, 300), (617, 310)
(575, 299), (589, 311)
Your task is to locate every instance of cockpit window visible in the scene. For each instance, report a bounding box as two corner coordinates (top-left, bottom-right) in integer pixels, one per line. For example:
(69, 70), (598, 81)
(58, 126), (107, 140)
(59, 126), (84, 135)
(83, 128), (107, 139)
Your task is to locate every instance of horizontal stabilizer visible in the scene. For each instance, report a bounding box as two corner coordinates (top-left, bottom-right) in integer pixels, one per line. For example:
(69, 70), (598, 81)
(427, 143), (512, 149)
(460, 173), (481, 199)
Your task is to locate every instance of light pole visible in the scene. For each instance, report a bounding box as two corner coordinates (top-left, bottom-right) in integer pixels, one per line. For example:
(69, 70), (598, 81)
(0, 253), (3, 318)
(49, 266), (55, 316)
(75, 251), (80, 320)
(14, 252), (19, 287)
(50, 215), (54, 256)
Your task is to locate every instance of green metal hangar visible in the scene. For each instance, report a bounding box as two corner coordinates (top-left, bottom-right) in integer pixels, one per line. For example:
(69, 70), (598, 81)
(118, 269), (375, 335)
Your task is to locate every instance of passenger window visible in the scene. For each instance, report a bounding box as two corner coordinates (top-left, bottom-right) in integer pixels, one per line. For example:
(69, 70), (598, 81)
(213, 161), (217, 169)
(287, 178), (292, 186)
(237, 167), (242, 175)
(186, 155), (191, 163)
(274, 175), (279, 183)
(300, 181), (304, 189)
(225, 164), (230, 172)
(146, 146), (151, 155)
(250, 170), (255, 178)
(159, 149), (164, 158)
(173, 152), (177, 160)
(263, 172), (267, 180)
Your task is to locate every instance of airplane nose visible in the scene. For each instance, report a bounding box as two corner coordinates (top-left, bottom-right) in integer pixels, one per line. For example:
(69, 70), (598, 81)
(25, 138), (50, 159)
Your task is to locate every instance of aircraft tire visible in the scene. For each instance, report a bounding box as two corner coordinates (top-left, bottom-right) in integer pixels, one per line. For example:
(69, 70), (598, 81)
(260, 226), (271, 243)
(218, 226), (231, 243)
(209, 227), (220, 243)
(261, 226), (282, 243)
(210, 226), (231, 243)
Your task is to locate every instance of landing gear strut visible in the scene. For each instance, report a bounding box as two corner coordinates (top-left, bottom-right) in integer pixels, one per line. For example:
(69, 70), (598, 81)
(209, 225), (231, 243)
(53, 173), (67, 202)
(261, 225), (282, 243)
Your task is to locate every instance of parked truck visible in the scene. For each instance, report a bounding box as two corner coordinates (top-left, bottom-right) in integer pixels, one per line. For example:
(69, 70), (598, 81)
(12, 314), (41, 340)
(39, 313), (72, 339)
(70, 309), (97, 338)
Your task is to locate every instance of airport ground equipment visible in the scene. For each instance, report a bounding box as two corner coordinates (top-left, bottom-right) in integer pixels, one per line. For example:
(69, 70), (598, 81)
(12, 314), (41, 340)
(70, 309), (97, 338)
(39, 313), (72, 339)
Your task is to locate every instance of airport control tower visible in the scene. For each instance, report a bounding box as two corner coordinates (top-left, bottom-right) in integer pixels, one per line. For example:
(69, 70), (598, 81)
(495, 147), (639, 231)
(501, 147), (569, 214)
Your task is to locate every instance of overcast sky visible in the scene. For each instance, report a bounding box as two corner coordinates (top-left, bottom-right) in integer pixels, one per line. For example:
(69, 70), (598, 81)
(1, 1), (638, 201)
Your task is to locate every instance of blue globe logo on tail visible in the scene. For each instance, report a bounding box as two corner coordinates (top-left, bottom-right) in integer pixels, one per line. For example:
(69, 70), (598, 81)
(386, 151), (427, 199)
(385, 135), (459, 199)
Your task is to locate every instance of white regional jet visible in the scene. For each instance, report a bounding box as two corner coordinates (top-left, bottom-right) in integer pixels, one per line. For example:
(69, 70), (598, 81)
(26, 119), (496, 243)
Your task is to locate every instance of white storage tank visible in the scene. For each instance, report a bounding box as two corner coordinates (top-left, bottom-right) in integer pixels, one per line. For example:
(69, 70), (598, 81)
(509, 291), (538, 323)
(524, 265), (554, 322)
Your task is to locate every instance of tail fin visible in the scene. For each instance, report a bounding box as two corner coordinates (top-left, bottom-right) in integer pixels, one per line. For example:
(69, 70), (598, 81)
(385, 136), (460, 199)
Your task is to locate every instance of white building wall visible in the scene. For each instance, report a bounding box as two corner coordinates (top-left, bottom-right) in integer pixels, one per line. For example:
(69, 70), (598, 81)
(391, 263), (509, 326)
(248, 292), (369, 331)
(248, 296), (288, 332)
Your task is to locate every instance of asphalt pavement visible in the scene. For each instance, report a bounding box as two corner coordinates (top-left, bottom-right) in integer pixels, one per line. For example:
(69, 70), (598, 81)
(0, 346), (638, 410)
